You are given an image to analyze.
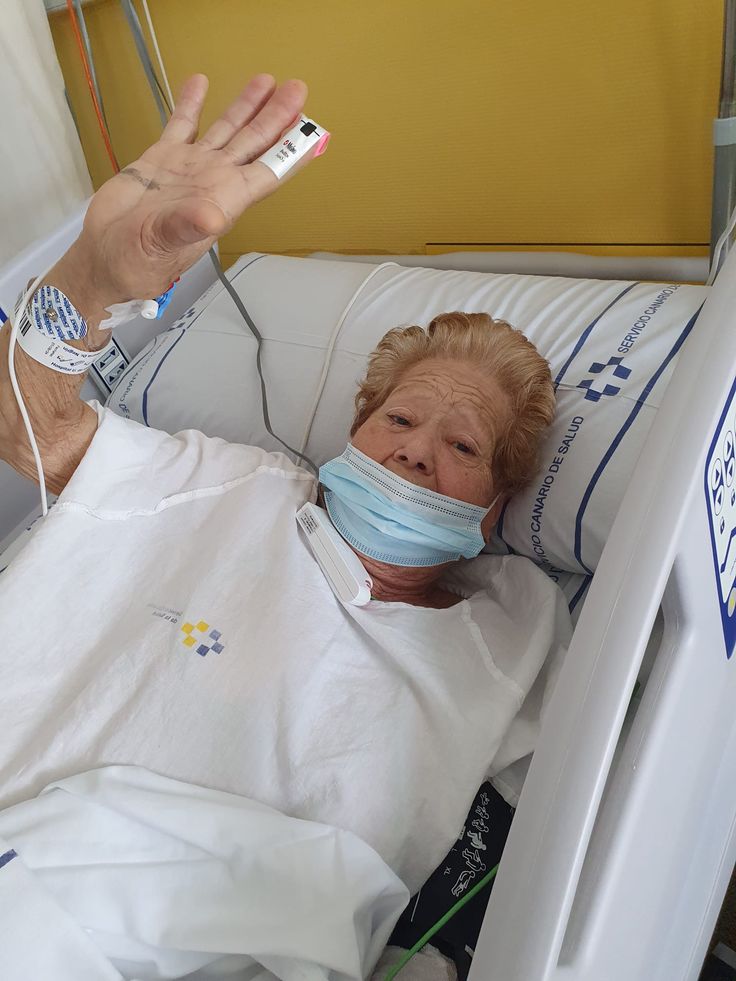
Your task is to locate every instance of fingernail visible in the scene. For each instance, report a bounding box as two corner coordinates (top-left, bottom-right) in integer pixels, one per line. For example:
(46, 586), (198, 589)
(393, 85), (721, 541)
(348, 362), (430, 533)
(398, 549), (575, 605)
(314, 132), (331, 157)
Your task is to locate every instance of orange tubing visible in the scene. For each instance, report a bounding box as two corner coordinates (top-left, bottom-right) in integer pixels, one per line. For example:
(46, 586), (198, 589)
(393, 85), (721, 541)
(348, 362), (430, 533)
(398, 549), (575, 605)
(65, 0), (119, 174)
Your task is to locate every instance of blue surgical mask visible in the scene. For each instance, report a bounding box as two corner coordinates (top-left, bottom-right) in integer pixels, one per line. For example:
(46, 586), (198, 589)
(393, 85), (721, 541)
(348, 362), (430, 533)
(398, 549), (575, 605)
(318, 444), (497, 567)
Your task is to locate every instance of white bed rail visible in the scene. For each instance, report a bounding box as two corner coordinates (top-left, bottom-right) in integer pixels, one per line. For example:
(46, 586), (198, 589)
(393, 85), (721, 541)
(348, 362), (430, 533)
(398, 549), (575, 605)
(471, 248), (736, 980)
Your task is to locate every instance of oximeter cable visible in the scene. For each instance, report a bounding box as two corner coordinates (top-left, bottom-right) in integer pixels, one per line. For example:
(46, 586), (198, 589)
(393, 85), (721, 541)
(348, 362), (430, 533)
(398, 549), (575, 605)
(207, 248), (319, 474)
(384, 863), (499, 980)
(7, 272), (53, 515)
(120, 10), (320, 475)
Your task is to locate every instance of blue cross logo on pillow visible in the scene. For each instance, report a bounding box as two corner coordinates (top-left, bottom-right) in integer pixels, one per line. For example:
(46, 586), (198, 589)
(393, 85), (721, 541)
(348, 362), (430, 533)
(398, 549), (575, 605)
(577, 357), (631, 403)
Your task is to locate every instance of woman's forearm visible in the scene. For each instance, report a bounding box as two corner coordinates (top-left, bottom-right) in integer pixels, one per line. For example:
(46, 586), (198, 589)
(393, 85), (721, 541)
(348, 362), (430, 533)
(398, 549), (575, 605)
(0, 71), (320, 495)
(0, 238), (111, 494)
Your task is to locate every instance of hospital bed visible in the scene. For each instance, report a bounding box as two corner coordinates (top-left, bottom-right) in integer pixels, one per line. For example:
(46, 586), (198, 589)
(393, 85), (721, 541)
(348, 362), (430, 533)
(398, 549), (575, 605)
(3, 7), (736, 975)
(1, 207), (735, 980)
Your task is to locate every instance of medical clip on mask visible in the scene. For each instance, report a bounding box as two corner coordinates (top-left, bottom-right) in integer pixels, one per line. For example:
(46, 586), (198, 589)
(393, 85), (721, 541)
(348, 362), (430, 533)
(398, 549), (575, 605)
(297, 502), (373, 606)
(318, 444), (498, 568)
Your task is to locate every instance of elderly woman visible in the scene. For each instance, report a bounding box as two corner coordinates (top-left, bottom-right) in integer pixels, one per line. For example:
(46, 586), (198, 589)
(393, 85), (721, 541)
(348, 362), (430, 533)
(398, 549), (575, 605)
(0, 75), (570, 924)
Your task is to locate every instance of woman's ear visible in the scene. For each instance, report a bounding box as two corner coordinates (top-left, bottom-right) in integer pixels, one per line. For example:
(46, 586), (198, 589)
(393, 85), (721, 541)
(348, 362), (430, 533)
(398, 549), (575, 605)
(481, 493), (507, 542)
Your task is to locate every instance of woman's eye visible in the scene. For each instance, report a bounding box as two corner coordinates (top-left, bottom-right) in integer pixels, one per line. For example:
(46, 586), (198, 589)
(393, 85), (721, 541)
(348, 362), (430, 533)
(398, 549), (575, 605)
(389, 415), (411, 427)
(454, 441), (475, 455)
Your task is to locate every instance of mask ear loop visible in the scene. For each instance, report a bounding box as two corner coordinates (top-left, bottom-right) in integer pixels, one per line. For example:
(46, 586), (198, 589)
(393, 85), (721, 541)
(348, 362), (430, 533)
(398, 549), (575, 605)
(482, 491), (505, 544)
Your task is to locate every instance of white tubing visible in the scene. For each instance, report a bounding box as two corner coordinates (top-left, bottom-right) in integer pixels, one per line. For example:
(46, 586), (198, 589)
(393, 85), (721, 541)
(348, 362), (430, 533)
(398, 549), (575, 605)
(6, 272), (52, 516)
(299, 262), (398, 457)
(707, 201), (736, 286)
(140, 0), (175, 111)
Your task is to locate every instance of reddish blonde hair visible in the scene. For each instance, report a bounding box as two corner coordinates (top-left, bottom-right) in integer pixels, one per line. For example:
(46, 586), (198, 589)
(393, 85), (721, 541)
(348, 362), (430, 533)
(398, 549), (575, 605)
(351, 312), (555, 494)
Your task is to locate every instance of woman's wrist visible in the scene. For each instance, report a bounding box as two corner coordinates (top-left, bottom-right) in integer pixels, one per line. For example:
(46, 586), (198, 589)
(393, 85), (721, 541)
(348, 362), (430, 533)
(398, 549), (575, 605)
(40, 237), (126, 347)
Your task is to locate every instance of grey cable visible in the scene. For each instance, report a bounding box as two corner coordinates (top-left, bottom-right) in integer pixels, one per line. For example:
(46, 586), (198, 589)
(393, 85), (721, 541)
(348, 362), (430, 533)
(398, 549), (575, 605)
(74, 0), (110, 131)
(719, 0), (736, 118)
(153, 71), (172, 114)
(64, 87), (83, 144)
(207, 249), (319, 473)
(118, 0), (170, 126)
(119, 7), (317, 472)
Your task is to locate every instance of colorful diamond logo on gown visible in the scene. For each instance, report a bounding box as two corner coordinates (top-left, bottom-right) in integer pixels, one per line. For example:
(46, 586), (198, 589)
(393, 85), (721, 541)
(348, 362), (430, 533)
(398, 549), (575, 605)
(180, 620), (225, 656)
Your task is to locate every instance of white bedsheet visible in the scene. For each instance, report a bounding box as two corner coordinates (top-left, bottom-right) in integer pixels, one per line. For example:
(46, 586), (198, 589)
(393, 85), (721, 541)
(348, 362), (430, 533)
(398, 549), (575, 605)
(0, 766), (408, 981)
(0, 407), (571, 893)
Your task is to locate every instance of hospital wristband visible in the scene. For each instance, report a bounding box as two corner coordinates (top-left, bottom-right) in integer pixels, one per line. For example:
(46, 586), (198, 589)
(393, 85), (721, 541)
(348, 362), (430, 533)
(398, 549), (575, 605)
(15, 306), (101, 375)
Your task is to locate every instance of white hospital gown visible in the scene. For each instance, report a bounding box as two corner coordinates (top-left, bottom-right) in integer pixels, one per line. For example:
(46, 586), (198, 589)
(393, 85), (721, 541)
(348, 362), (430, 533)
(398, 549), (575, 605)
(0, 406), (571, 894)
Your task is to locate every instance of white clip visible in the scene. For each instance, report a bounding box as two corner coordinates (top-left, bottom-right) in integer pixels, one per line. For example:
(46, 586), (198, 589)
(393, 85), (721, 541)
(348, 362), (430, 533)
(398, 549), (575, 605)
(297, 503), (372, 606)
(257, 116), (330, 180)
(141, 299), (159, 320)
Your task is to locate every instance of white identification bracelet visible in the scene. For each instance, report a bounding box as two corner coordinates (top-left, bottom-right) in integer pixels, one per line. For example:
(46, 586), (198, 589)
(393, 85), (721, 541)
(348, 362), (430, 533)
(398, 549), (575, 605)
(14, 284), (108, 375)
(15, 306), (100, 374)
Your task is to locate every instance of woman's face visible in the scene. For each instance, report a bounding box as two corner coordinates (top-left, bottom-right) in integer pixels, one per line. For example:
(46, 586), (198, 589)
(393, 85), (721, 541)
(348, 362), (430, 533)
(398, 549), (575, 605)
(351, 358), (509, 536)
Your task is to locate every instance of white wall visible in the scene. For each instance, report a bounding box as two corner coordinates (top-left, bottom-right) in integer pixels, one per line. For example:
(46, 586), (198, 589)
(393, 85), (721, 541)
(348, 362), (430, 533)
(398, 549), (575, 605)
(0, 0), (92, 535)
(0, 0), (92, 266)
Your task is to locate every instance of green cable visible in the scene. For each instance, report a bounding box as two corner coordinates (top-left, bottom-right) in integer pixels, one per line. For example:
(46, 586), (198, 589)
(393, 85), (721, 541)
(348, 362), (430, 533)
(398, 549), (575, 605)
(383, 863), (500, 981)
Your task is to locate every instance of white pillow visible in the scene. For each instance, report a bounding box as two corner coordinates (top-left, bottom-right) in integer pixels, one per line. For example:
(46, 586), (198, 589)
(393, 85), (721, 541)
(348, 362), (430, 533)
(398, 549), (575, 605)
(108, 253), (707, 573)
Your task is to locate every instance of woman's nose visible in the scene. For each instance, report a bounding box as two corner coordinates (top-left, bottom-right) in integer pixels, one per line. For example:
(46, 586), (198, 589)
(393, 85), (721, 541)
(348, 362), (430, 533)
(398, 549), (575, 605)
(394, 434), (434, 474)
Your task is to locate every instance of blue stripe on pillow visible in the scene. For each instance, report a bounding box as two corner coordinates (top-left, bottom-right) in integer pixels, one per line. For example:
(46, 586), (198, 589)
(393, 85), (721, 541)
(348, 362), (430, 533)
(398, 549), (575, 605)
(140, 254), (267, 426)
(569, 575), (592, 613)
(554, 283), (639, 389)
(573, 305), (703, 573)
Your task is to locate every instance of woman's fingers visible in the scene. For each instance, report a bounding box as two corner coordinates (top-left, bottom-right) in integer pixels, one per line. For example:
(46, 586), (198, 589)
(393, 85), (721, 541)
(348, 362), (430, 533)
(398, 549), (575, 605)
(160, 74), (209, 144)
(217, 140), (321, 221)
(198, 74), (277, 150)
(149, 75), (322, 256)
(220, 78), (308, 164)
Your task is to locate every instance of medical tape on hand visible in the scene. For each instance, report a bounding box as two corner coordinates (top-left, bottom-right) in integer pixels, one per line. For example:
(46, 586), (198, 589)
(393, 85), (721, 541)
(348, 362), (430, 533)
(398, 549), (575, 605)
(15, 305), (100, 375)
(99, 300), (147, 331)
(257, 116), (330, 179)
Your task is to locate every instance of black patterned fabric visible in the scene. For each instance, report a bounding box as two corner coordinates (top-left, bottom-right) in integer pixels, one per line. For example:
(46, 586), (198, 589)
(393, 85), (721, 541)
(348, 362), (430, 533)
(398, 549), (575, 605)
(389, 781), (514, 980)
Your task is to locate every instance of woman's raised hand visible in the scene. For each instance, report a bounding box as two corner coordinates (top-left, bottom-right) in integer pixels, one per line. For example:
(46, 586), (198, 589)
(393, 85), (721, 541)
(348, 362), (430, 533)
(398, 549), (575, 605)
(73, 74), (318, 314)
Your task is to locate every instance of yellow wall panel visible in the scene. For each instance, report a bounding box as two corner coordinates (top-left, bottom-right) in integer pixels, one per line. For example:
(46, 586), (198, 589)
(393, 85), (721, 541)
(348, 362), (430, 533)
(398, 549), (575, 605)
(50, 0), (724, 257)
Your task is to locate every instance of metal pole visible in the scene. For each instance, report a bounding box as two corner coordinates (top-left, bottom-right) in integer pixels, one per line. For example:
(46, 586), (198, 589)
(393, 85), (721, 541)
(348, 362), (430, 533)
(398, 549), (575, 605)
(718, 0), (736, 117)
(710, 0), (736, 263)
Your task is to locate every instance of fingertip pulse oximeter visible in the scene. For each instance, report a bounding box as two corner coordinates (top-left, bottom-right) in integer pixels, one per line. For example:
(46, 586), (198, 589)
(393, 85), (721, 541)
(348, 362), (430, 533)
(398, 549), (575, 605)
(257, 116), (330, 179)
